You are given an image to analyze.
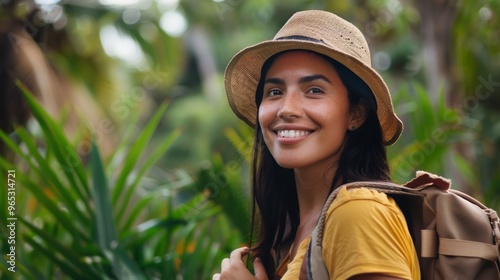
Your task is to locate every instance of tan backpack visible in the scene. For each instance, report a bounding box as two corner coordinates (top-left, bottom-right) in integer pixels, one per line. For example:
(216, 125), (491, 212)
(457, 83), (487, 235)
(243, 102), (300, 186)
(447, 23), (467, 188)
(304, 171), (500, 279)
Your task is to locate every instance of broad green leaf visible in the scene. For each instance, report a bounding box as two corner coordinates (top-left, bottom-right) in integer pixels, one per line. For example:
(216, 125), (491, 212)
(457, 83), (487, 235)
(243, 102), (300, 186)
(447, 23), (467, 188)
(91, 140), (117, 249)
(90, 140), (145, 279)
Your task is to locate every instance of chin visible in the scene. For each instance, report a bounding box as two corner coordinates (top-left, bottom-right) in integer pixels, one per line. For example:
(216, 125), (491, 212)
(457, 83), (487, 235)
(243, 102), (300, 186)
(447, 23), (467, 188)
(274, 159), (305, 169)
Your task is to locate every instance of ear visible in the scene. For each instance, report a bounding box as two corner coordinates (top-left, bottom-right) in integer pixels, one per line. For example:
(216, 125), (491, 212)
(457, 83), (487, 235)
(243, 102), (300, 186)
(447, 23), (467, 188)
(348, 100), (368, 130)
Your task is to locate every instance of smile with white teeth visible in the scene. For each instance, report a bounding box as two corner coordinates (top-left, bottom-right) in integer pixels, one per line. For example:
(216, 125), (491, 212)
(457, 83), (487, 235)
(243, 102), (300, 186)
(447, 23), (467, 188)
(277, 130), (311, 138)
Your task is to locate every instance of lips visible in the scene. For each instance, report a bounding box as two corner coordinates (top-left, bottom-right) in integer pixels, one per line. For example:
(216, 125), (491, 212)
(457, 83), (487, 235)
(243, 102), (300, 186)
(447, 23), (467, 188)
(276, 130), (312, 138)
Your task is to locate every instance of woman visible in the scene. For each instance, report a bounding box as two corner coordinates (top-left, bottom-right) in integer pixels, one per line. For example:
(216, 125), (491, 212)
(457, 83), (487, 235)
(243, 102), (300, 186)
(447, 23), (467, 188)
(214, 10), (420, 280)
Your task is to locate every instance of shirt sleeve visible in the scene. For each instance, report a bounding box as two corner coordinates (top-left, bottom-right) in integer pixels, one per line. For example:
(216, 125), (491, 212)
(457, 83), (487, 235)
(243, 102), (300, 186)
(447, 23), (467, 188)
(322, 187), (417, 280)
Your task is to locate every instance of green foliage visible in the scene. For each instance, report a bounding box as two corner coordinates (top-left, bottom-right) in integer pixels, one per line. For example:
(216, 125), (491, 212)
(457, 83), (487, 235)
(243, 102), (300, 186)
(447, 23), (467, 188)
(161, 94), (248, 171)
(192, 153), (251, 239)
(0, 85), (247, 279)
(388, 81), (500, 210)
(389, 83), (463, 183)
(463, 108), (500, 208)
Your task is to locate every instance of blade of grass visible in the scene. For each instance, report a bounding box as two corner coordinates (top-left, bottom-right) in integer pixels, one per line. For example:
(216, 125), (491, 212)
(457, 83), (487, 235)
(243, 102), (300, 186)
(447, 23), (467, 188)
(0, 129), (42, 176)
(412, 83), (437, 140)
(15, 172), (87, 241)
(116, 127), (181, 228)
(199, 155), (251, 236)
(18, 217), (102, 278)
(91, 140), (117, 250)
(108, 246), (147, 280)
(224, 127), (252, 162)
(23, 237), (85, 279)
(0, 260), (29, 280)
(0, 157), (85, 240)
(16, 81), (90, 202)
(436, 82), (448, 123)
(179, 222), (204, 279)
(112, 101), (169, 205)
(90, 140), (145, 279)
(15, 126), (90, 225)
(119, 194), (155, 233)
(205, 243), (222, 278)
(0, 168), (7, 246)
(106, 104), (142, 175)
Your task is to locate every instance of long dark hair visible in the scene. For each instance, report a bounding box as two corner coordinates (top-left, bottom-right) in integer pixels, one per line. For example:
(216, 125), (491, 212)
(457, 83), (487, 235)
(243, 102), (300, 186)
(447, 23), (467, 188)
(249, 50), (390, 279)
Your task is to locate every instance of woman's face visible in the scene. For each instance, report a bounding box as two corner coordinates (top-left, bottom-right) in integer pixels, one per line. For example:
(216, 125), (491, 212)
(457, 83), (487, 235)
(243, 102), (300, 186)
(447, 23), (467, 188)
(258, 51), (361, 171)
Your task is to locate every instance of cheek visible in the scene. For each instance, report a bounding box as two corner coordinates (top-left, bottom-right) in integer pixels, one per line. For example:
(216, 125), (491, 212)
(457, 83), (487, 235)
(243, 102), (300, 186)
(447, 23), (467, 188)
(258, 103), (274, 126)
(307, 103), (351, 126)
(258, 105), (276, 147)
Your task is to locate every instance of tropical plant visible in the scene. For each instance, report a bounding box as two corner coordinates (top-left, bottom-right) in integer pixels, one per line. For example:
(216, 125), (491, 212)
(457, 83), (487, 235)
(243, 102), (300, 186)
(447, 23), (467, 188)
(387, 82), (498, 204)
(389, 82), (462, 182)
(0, 83), (248, 279)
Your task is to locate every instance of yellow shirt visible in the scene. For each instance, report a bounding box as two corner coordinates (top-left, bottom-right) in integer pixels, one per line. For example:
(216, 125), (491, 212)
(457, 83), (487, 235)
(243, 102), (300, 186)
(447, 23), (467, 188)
(280, 187), (420, 279)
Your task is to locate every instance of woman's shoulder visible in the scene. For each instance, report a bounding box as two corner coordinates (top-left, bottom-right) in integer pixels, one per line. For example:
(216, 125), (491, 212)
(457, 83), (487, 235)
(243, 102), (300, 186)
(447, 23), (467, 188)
(322, 185), (411, 252)
(321, 185), (419, 280)
(326, 185), (402, 217)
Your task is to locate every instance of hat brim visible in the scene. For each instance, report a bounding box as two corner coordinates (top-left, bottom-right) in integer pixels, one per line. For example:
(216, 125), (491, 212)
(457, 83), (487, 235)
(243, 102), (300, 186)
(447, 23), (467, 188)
(224, 39), (403, 145)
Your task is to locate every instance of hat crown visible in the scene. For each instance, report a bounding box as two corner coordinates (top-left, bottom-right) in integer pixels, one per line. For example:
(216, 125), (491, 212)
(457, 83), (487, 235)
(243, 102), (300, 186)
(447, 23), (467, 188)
(273, 10), (371, 66)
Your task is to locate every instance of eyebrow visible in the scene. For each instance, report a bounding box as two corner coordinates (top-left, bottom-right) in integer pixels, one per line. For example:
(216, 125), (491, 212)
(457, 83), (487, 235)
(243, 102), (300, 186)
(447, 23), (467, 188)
(264, 74), (332, 85)
(299, 74), (331, 84)
(264, 77), (285, 85)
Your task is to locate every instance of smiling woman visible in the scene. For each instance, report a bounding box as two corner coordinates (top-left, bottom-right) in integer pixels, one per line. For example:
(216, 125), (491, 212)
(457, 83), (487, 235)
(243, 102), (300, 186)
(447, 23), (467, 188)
(258, 51), (356, 172)
(213, 10), (419, 280)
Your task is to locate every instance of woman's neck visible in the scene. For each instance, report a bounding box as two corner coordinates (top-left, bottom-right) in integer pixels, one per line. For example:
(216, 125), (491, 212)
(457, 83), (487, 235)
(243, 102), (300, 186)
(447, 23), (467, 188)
(287, 167), (334, 260)
(294, 166), (334, 217)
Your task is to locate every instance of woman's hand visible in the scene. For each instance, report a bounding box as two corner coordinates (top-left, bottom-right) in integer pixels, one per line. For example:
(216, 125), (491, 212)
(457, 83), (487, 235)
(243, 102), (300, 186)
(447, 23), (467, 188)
(212, 247), (268, 280)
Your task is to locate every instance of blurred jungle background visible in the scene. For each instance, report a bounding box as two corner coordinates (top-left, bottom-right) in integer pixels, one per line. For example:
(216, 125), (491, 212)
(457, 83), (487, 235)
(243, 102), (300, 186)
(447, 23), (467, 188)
(1, 0), (499, 279)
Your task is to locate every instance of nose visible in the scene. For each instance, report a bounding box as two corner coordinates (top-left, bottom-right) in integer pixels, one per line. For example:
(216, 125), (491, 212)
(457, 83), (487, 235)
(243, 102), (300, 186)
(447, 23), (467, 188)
(277, 92), (303, 120)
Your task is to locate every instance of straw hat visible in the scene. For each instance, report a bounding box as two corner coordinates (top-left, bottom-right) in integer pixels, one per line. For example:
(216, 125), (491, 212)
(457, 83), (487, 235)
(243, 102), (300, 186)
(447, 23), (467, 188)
(224, 10), (403, 145)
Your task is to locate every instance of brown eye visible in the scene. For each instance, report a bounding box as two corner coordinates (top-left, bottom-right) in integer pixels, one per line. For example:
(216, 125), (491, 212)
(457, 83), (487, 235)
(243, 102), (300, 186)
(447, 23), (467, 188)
(308, 87), (324, 94)
(267, 89), (283, 97)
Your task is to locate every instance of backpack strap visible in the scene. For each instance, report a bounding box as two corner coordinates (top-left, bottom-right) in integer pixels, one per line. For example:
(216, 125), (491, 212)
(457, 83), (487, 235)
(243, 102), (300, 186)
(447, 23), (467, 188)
(486, 209), (500, 265)
(304, 181), (423, 279)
